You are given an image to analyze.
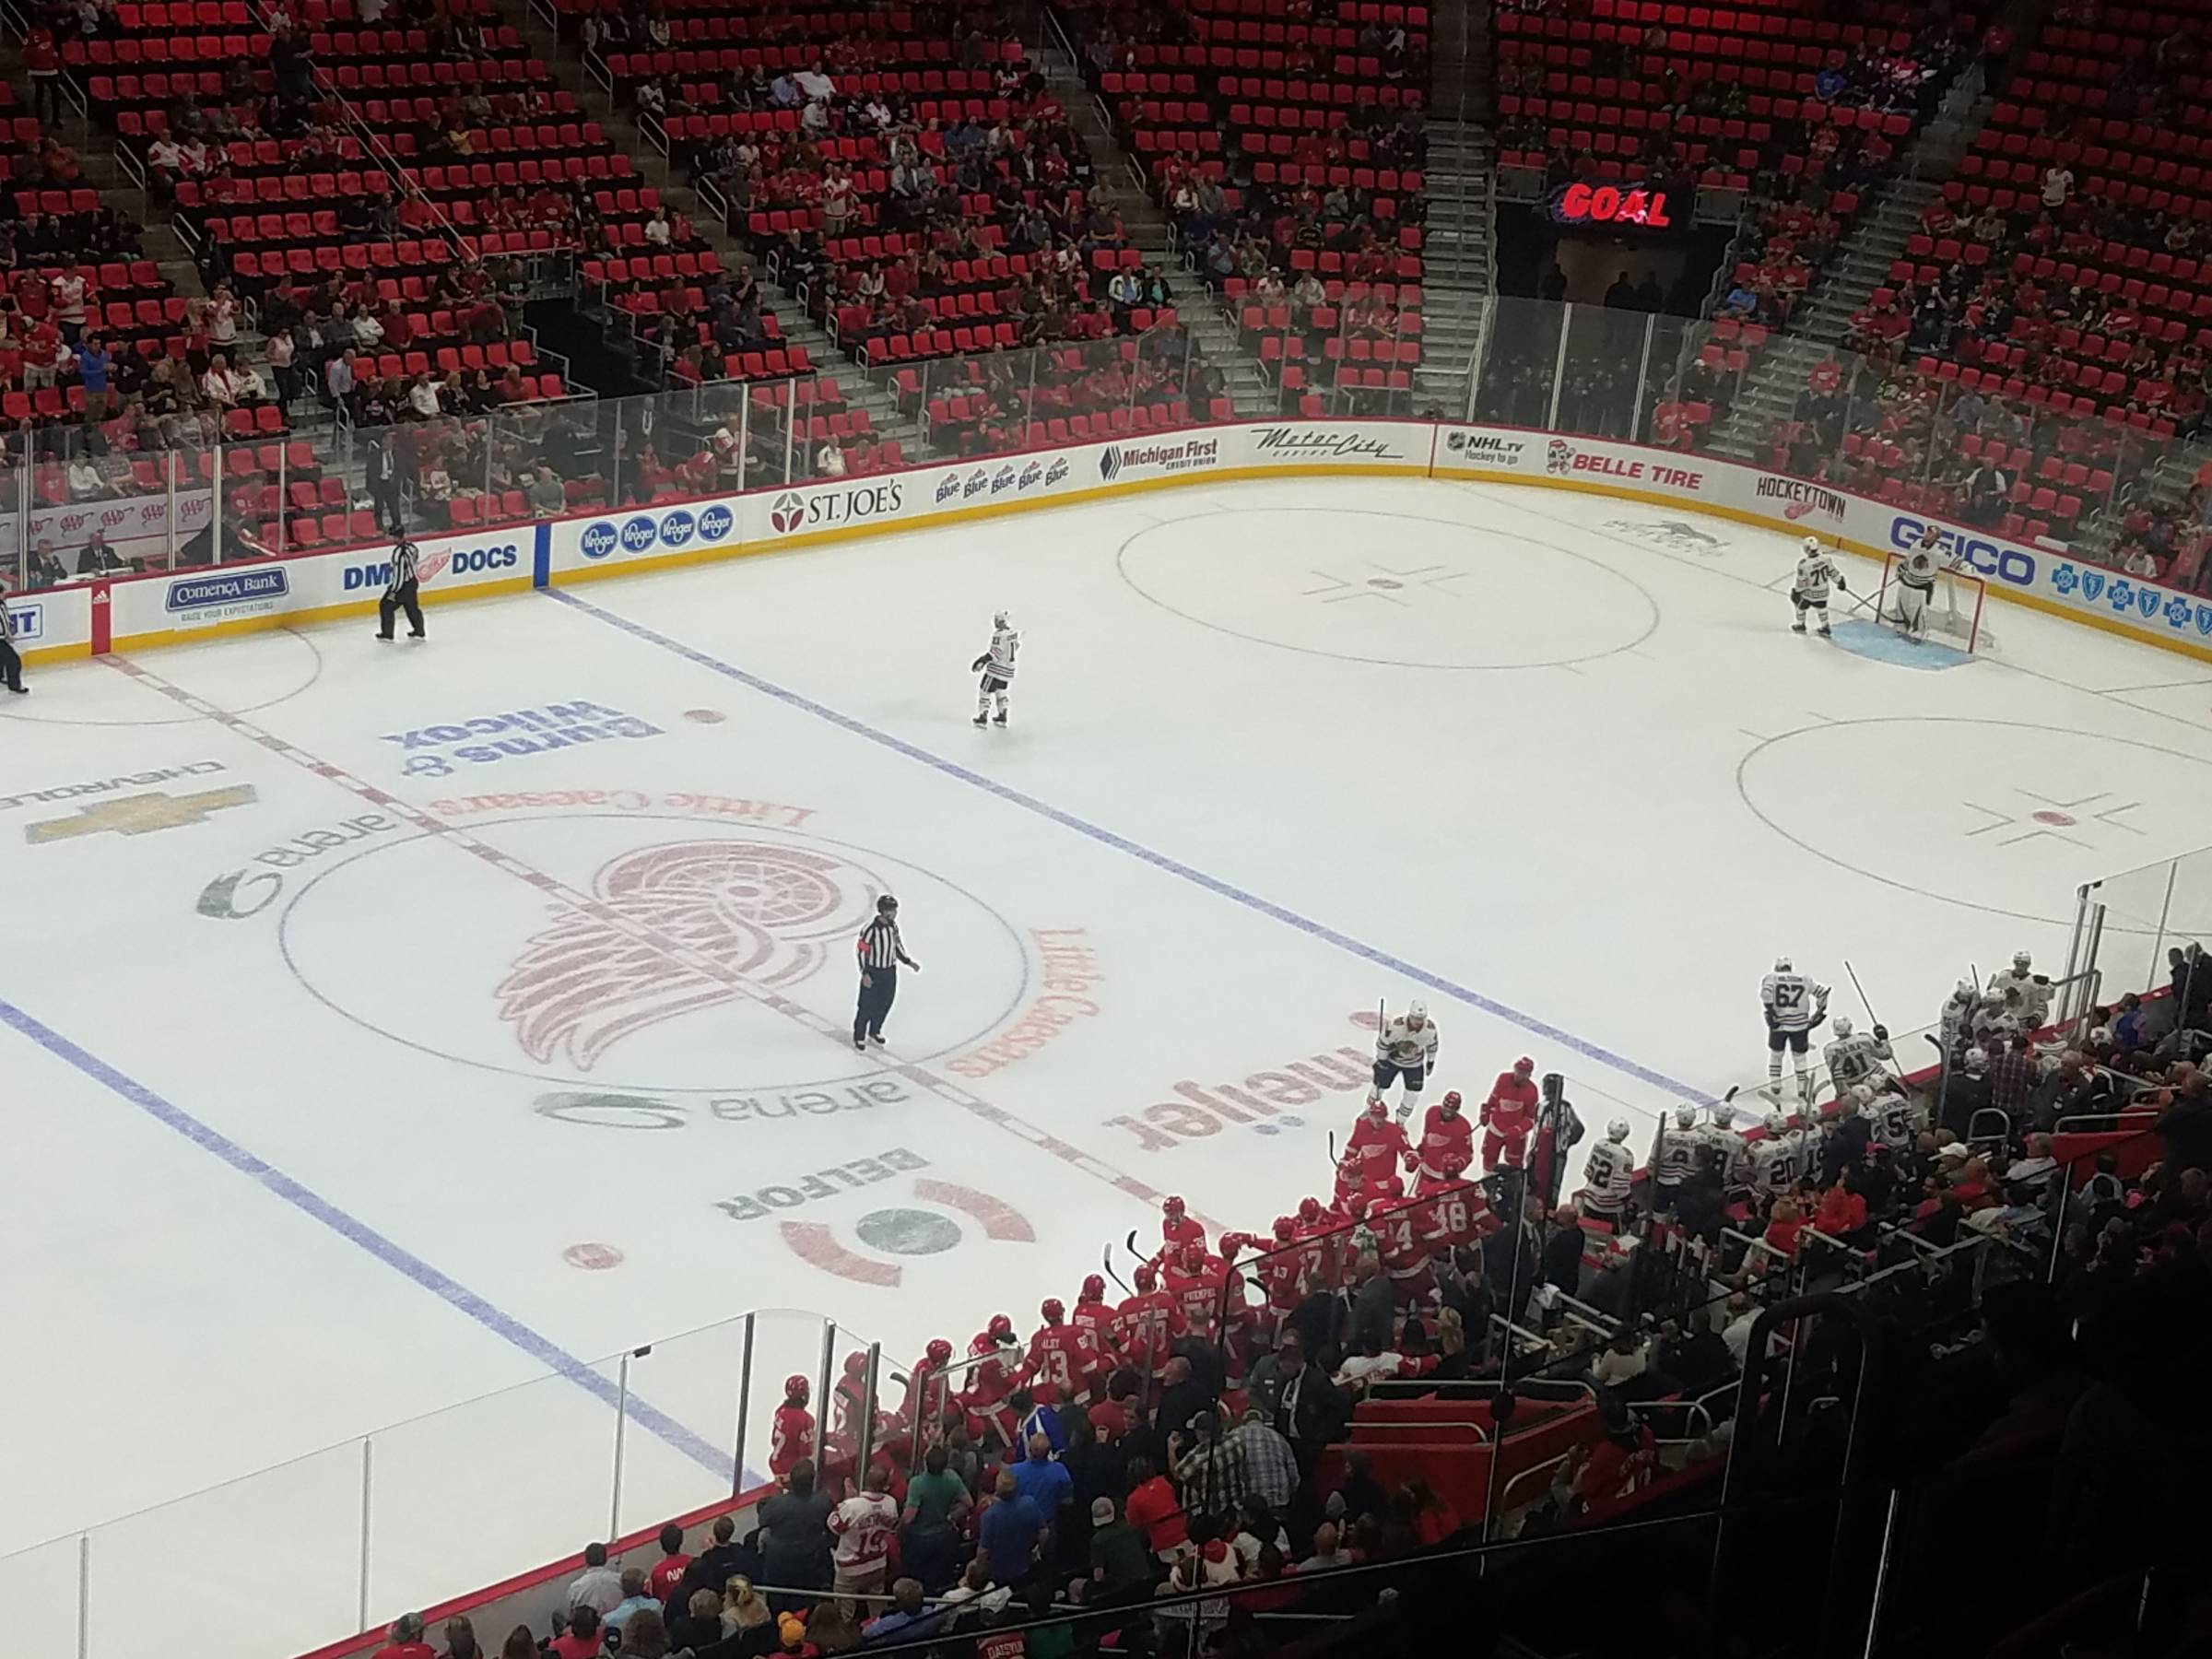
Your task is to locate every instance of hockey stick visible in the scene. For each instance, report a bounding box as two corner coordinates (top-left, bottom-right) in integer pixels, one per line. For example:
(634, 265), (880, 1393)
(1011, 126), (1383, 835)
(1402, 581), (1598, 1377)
(1841, 959), (1882, 1028)
(1100, 1241), (1132, 1297)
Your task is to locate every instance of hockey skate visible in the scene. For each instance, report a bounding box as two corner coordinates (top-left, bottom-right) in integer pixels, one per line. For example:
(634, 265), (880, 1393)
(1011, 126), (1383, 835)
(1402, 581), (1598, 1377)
(972, 712), (989, 727)
(1817, 624), (1831, 637)
(1790, 621), (1806, 634)
(992, 711), (1007, 726)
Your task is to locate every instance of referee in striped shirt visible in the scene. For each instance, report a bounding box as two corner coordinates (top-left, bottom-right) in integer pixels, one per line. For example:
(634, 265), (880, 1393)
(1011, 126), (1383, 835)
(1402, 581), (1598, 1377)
(375, 538), (425, 641)
(854, 894), (921, 1050)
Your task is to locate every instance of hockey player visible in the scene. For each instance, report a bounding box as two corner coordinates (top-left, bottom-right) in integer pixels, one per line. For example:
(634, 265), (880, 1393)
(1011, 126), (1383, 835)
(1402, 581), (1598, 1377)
(1154, 1194), (1206, 1265)
(1258, 1216), (1311, 1330)
(1070, 1275), (1126, 1387)
(1823, 1015), (1894, 1096)
(1026, 1298), (1103, 1406)
(1652, 1103), (1709, 1212)
(1480, 1056), (1540, 1171)
(1347, 1095), (1413, 1190)
(958, 1314), (1024, 1451)
(1371, 1002), (1441, 1121)
(1374, 1190), (1445, 1305)
(770, 1374), (817, 1479)
(1163, 1241), (1224, 1339)
(1115, 1262), (1184, 1379)
(1580, 1117), (1637, 1223)
(1867, 1083), (1921, 1154)
(1752, 1111), (1804, 1197)
(1789, 535), (1847, 638)
(1888, 524), (1944, 641)
(1987, 950), (2052, 1026)
(901, 1338), (957, 1436)
(1411, 1089), (1477, 1194)
(1761, 956), (1830, 1103)
(1938, 978), (1981, 1053)
(970, 609), (1019, 727)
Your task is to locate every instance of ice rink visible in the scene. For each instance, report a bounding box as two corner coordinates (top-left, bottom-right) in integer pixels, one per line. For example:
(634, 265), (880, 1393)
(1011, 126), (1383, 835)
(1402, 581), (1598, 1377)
(10, 473), (2212, 1648)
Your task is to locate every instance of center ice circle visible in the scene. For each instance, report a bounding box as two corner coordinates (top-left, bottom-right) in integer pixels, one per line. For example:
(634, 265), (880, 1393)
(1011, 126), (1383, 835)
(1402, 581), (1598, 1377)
(1113, 507), (1659, 668)
(277, 812), (1032, 1094)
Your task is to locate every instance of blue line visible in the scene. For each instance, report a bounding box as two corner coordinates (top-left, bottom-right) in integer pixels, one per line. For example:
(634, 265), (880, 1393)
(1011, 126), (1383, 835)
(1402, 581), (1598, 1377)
(548, 589), (1719, 1109)
(0, 994), (745, 1486)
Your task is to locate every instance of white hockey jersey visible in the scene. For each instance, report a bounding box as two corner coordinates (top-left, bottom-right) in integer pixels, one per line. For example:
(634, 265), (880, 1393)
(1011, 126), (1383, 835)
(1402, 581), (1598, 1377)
(1823, 1031), (1892, 1090)
(1374, 1016), (1440, 1071)
(1987, 967), (2050, 1023)
(1752, 1133), (1801, 1195)
(1938, 988), (1978, 1050)
(1653, 1123), (1708, 1187)
(1792, 550), (1842, 602)
(977, 625), (1019, 679)
(1582, 1138), (1635, 1207)
(1897, 539), (1942, 590)
(1868, 1090), (1919, 1151)
(1762, 971), (1829, 1033)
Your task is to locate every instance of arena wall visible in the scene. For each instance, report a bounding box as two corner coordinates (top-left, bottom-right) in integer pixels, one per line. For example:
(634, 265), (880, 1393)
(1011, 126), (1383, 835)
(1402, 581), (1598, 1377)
(15, 418), (2207, 667)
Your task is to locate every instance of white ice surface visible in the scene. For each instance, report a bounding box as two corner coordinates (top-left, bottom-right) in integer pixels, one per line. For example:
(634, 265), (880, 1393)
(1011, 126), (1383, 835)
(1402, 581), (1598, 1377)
(6, 475), (2212, 1654)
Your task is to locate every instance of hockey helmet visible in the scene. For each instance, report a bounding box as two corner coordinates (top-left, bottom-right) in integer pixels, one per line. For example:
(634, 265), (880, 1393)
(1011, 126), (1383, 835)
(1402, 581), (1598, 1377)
(1081, 1273), (1107, 1300)
(1955, 978), (1977, 999)
(925, 1338), (953, 1366)
(842, 1349), (869, 1379)
(1513, 1055), (1535, 1075)
(1764, 1110), (1787, 1133)
(1162, 1194), (1186, 1216)
(1675, 1104), (1699, 1129)
(1964, 1046), (1989, 1072)
(986, 1312), (1016, 1341)
(1133, 1262), (1158, 1290)
(1364, 1095), (1390, 1117)
(1833, 1015), (1854, 1038)
(2013, 949), (2032, 970)
(1774, 955), (1793, 973)
(1298, 1195), (1323, 1221)
(1040, 1297), (1065, 1324)
(1273, 1215), (1298, 1240)
(1606, 1118), (1630, 1142)
(1406, 1000), (1429, 1023)
(1440, 1089), (1463, 1113)
(784, 1374), (810, 1403)
(1346, 1194), (1369, 1218)
(1179, 1241), (1207, 1272)
(1850, 1083), (1874, 1106)
(994, 609), (1010, 629)
(1802, 535), (1821, 555)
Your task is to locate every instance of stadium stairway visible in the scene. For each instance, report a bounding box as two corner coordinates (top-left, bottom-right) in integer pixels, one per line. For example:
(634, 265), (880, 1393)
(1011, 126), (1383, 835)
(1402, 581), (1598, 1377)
(1029, 7), (1277, 417)
(503, 0), (918, 448)
(1705, 65), (1994, 463)
(1412, 0), (1493, 417)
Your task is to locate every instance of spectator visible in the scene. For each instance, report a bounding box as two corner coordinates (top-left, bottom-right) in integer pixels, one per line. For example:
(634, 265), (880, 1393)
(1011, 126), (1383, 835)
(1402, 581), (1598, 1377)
(1012, 1430), (1074, 1522)
(74, 335), (112, 421)
(668, 1591), (724, 1652)
(604, 1567), (656, 1633)
(499, 1629), (534, 1659)
(568, 1542), (624, 1616)
(860, 1579), (947, 1646)
(898, 1441), (971, 1593)
(1295, 1522), (1354, 1571)
(646, 1522), (692, 1601)
(1122, 1453), (1187, 1560)
(1087, 1496), (1152, 1600)
(65, 452), (106, 503)
(1228, 1406), (1298, 1511)
(979, 1467), (1047, 1587)
(677, 1514), (751, 1605)
(549, 1606), (601, 1659)
(828, 1464), (900, 1599)
(441, 1617), (481, 1659)
(621, 1607), (674, 1659)
(371, 1613), (434, 1659)
(757, 1460), (835, 1604)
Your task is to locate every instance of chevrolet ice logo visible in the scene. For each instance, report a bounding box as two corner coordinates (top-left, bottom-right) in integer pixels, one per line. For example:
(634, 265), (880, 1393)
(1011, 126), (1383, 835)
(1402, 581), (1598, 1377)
(27, 784), (259, 844)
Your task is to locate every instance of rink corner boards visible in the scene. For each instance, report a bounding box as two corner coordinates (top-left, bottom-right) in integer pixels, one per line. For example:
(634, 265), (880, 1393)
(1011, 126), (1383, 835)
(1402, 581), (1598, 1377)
(14, 418), (2211, 669)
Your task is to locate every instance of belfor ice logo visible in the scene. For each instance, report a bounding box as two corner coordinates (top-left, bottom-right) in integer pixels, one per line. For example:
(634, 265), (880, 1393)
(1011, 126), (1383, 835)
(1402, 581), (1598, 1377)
(770, 492), (807, 534)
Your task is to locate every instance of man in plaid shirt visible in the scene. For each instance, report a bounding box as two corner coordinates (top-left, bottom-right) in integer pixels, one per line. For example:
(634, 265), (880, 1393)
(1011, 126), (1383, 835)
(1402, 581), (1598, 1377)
(1171, 1411), (1247, 1525)
(1227, 1406), (1300, 1509)
(1987, 1033), (2038, 1124)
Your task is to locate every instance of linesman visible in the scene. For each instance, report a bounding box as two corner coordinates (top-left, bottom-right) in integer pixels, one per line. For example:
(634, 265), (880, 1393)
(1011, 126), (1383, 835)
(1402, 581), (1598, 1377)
(375, 537), (425, 641)
(854, 894), (921, 1051)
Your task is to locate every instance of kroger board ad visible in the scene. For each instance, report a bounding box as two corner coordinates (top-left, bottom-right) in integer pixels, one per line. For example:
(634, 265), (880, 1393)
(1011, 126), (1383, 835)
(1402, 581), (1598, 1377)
(104, 525), (540, 645)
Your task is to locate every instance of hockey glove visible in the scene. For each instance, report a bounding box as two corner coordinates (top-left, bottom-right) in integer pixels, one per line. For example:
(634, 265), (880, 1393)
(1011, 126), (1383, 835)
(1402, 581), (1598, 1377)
(1873, 1024), (1888, 1041)
(971, 653), (990, 672)
(1765, 1009), (1779, 1030)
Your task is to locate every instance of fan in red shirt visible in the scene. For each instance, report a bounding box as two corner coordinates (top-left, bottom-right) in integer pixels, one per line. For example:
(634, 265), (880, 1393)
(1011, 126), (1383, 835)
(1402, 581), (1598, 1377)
(1068, 1274), (1125, 1393)
(1412, 1089), (1476, 1194)
(646, 1523), (692, 1601)
(1026, 1297), (1105, 1405)
(958, 1313), (1025, 1451)
(1114, 1262), (1185, 1376)
(1481, 1057), (1540, 1171)
(769, 1373), (817, 1479)
(1347, 1096), (1412, 1188)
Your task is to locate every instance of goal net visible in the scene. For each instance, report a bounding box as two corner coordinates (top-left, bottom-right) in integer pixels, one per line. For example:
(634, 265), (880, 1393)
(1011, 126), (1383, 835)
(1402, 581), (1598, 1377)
(1878, 552), (1995, 654)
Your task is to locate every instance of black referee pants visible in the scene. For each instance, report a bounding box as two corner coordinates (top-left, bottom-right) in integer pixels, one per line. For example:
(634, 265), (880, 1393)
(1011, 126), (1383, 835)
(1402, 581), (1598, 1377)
(0, 639), (21, 691)
(854, 966), (897, 1042)
(378, 579), (423, 639)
